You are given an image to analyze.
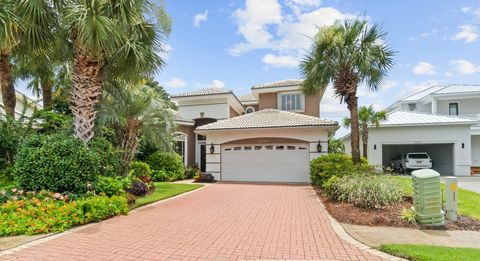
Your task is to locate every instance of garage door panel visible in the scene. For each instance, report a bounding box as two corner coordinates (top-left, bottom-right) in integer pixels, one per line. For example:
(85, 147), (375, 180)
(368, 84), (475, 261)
(221, 144), (309, 182)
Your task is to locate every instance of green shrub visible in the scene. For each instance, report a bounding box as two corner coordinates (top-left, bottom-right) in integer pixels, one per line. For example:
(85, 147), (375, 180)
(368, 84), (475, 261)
(147, 152), (185, 181)
(129, 161), (152, 182)
(152, 170), (168, 182)
(0, 194), (128, 236)
(30, 110), (71, 134)
(89, 137), (124, 177)
(14, 134), (101, 194)
(185, 165), (198, 179)
(309, 153), (370, 187)
(94, 176), (129, 197)
(328, 175), (402, 209)
(400, 208), (417, 224)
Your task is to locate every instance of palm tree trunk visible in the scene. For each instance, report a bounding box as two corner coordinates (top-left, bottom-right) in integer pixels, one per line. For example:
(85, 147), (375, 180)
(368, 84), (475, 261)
(42, 80), (53, 109)
(347, 96), (361, 164)
(71, 46), (103, 142)
(362, 128), (368, 159)
(0, 54), (16, 117)
(121, 122), (141, 175)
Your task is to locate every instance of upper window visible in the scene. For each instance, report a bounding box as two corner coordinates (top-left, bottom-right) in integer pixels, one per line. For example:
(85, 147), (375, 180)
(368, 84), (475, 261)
(449, 103), (459, 116)
(245, 106), (255, 114)
(279, 92), (304, 111)
(408, 103), (416, 111)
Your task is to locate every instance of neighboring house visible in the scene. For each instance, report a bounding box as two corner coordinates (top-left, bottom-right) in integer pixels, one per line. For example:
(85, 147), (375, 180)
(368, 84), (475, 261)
(342, 84), (480, 176)
(0, 90), (40, 118)
(171, 79), (338, 183)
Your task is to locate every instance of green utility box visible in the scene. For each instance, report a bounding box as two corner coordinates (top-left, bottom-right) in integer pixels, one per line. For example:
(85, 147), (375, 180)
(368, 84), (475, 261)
(412, 169), (445, 226)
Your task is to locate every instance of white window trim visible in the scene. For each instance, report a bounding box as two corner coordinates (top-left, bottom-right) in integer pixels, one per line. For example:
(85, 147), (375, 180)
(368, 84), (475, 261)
(448, 102), (459, 116)
(245, 106), (255, 114)
(277, 91), (305, 112)
(174, 132), (188, 166)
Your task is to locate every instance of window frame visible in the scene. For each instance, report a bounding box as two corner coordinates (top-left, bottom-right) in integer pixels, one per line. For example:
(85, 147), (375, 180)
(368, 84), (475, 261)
(449, 102), (459, 116)
(277, 91), (305, 112)
(408, 103), (416, 111)
(245, 106), (255, 114)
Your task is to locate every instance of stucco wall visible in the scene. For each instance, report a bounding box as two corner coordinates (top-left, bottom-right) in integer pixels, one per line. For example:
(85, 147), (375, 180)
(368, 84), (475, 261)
(178, 125), (196, 166)
(201, 127), (331, 181)
(343, 124), (473, 176)
(472, 135), (480, 167)
(229, 106), (240, 118)
(437, 98), (480, 118)
(258, 93), (277, 110)
(258, 92), (320, 117)
(178, 103), (229, 120)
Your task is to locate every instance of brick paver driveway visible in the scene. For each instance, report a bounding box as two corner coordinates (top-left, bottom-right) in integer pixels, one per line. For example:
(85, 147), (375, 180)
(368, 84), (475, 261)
(1, 184), (384, 260)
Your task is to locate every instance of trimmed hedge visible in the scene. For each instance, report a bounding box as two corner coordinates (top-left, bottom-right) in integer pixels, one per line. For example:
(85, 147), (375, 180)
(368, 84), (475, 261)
(14, 134), (101, 194)
(309, 153), (370, 187)
(147, 152), (185, 181)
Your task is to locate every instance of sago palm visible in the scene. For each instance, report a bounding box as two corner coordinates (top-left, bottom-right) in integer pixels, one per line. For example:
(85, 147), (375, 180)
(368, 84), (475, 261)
(300, 19), (395, 163)
(343, 105), (387, 159)
(99, 80), (174, 174)
(58, 0), (171, 142)
(0, 0), (55, 116)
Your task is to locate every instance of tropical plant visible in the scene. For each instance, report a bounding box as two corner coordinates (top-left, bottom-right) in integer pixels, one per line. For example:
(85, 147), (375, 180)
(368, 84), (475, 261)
(343, 105), (387, 159)
(0, 0), (55, 116)
(327, 132), (345, 154)
(300, 19), (395, 164)
(147, 152), (185, 180)
(98, 81), (175, 174)
(55, 0), (171, 142)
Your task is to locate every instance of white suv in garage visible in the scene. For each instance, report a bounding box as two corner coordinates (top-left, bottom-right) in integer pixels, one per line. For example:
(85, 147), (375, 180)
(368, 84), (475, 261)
(391, 152), (433, 173)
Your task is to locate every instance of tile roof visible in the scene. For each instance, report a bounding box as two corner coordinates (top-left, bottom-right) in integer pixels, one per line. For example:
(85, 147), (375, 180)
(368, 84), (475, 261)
(381, 110), (478, 126)
(402, 84), (480, 101)
(168, 109), (194, 124)
(251, 79), (303, 90)
(237, 93), (257, 102)
(196, 109), (338, 131)
(171, 87), (233, 98)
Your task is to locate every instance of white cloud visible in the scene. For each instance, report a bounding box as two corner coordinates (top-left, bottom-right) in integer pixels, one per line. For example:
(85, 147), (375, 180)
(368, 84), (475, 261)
(451, 59), (480, 74)
(163, 77), (186, 88)
(193, 10), (208, 27)
(230, 1), (355, 57)
(262, 54), (299, 68)
(381, 80), (398, 90)
(209, 80), (225, 88)
(397, 80), (439, 99)
(320, 85), (349, 118)
(159, 44), (173, 60)
(461, 6), (471, 13)
(413, 62), (436, 75)
(451, 25), (478, 43)
(461, 6), (480, 20)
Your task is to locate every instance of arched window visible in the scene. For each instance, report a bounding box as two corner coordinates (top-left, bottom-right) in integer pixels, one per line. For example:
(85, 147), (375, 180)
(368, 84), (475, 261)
(245, 106), (255, 114)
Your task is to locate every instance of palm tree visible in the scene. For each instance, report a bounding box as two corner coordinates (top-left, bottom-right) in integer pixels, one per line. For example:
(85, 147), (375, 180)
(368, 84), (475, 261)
(343, 105), (387, 159)
(58, 0), (171, 142)
(0, 0), (54, 116)
(300, 19), (394, 164)
(99, 80), (174, 174)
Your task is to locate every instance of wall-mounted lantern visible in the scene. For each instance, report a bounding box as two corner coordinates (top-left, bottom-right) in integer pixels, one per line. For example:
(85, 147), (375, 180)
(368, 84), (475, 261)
(317, 141), (322, 153)
(374, 144), (377, 150)
(462, 143), (465, 149)
(210, 143), (215, 154)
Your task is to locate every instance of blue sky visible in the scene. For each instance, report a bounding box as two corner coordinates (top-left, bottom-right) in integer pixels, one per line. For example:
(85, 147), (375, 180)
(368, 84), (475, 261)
(17, 0), (480, 135)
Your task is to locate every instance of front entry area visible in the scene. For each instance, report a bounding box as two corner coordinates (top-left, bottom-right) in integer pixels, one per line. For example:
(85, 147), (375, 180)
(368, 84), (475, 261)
(221, 143), (310, 182)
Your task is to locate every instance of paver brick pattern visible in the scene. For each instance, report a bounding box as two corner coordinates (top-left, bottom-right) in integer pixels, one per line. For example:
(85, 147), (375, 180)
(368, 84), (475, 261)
(1, 184), (383, 260)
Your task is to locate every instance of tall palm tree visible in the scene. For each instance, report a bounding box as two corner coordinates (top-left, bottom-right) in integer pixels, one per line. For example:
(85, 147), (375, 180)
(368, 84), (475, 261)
(99, 80), (174, 174)
(343, 105), (386, 159)
(58, 0), (171, 142)
(0, 0), (54, 116)
(300, 19), (395, 164)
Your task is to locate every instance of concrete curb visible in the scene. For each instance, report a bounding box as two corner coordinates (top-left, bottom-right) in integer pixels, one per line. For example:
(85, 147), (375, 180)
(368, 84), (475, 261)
(0, 183), (209, 256)
(315, 190), (406, 261)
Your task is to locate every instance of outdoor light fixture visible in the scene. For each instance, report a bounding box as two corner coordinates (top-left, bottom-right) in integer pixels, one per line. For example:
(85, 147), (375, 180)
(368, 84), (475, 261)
(317, 141), (322, 153)
(374, 144), (377, 150)
(462, 143), (465, 149)
(210, 143), (215, 154)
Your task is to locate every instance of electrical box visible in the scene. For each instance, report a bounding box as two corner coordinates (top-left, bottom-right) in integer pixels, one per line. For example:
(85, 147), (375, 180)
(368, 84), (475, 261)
(412, 169), (445, 226)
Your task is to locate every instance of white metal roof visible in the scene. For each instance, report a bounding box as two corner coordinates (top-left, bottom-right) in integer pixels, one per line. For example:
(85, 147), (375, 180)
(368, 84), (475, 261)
(402, 85), (444, 101)
(196, 109), (338, 131)
(402, 84), (480, 102)
(381, 110), (478, 126)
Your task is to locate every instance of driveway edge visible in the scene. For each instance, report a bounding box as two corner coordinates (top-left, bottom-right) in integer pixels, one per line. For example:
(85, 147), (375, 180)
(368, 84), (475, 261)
(0, 184), (209, 256)
(315, 189), (406, 261)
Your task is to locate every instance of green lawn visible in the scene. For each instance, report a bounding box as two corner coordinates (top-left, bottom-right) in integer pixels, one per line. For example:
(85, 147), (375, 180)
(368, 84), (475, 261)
(131, 182), (203, 209)
(392, 176), (480, 220)
(380, 244), (480, 261)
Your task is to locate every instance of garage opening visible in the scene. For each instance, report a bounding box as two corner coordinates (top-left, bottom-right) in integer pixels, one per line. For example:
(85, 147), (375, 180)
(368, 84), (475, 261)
(382, 143), (454, 176)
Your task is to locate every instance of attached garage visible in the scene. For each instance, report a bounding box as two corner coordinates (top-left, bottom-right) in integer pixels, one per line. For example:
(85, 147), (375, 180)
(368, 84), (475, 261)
(221, 143), (309, 182)
(195, 109), (339, 183)
(382, 143), (454, 175)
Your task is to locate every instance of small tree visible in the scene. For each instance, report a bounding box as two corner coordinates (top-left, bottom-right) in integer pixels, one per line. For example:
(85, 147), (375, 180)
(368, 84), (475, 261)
(300, 19), (394, 164)
(343, 105), (386, 159)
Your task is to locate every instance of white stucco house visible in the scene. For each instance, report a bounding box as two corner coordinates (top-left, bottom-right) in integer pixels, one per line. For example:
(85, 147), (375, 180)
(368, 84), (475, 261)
(171, 80), (339, 183)
(341, 84), (480, 176)
(0, 90), (40, 118)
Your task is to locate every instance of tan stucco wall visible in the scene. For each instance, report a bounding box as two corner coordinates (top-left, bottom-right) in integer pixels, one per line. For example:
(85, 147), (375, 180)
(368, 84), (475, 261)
(258, 93), (277, 110)
(229, 106), (240, 118)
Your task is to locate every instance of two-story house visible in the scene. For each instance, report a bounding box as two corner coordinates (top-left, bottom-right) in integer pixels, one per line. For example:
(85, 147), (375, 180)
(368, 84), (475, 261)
(0, 90), (40, 118)
(171, 79), (338, 183)
(342, 84), (480, 176)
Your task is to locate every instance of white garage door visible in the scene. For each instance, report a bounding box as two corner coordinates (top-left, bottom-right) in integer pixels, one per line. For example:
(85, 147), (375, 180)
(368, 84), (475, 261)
(221, 144), (309, 182)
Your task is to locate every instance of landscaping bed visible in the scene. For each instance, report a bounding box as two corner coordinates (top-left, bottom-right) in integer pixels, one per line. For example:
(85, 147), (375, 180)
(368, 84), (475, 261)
(130, 182), (202, 209)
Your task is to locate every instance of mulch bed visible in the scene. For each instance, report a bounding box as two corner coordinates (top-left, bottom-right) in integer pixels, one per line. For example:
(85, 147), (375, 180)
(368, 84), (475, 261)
(315, 188), (480, 231)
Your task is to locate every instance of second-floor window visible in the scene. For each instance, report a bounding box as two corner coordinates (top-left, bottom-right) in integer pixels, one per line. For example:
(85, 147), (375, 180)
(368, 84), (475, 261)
(449, 103), (459, 116)
(279, 92), (304, 111)
(408, 103), (416, 111)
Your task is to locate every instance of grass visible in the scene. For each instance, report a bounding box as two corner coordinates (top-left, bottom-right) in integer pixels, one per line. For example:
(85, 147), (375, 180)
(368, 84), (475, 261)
(392, 176), (480, 220)
(380, 244), (480, 261)
(130, 182), (203, 209)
